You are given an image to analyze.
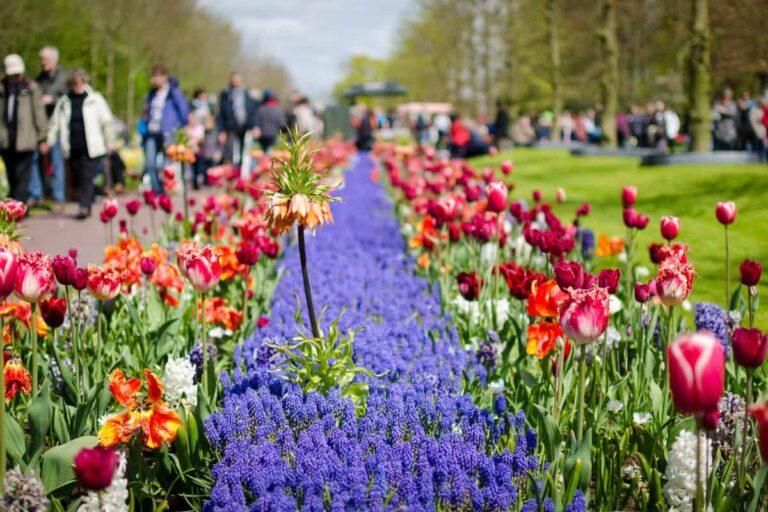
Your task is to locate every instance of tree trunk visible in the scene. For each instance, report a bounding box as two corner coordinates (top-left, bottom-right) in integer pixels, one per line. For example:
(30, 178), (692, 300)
(547, 0), (562, 142)
(598, 0), (619, 148)
(106, 33), (115, 107)
(687, 0), (712, 152)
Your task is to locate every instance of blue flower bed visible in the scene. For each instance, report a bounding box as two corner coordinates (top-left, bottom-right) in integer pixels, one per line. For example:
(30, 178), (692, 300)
(204, 154), (560, 511)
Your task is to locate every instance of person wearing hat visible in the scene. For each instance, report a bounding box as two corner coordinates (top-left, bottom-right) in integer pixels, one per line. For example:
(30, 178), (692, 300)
(45, 68), (114, 219)
(0, 54), (48, 204)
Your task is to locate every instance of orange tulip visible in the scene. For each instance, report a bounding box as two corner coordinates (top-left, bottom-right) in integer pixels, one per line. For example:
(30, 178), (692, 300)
(595, 235), (624, 257)
(526, 279), (567, 319)
(4, 357), (31, 400)
(526, 321), (566, 359)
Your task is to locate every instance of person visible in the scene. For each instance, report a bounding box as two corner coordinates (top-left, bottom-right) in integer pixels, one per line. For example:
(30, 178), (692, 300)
(664, 105), (681, 153)
(616, 110), (630, 147)
(448, 114), (470, 157)
(354, 106), (374, 151)
(292, 96), (316, 135)
(648, 101), (667, 150)
(493, 100), (510, 146)
(196, 114), (220, 189)
(190, 88), (211, 126)
(736, 90), (756, 151)
(511, 115), (536, 146)
(45, 69), (113, 219)
(433, 112), (451, 148)
(184, 112), (205, 189)
(558, 111), (575, 142)
(628, 105), (648, 147)
(712, 87), (738, 150)
(141, 64), (189, 194)
(29, 46), (68, 210)
(217, 72), (259, 165)
(256, 90), (286, 153)
(0, 54), (48, 204)
(748, 96), (766, 162)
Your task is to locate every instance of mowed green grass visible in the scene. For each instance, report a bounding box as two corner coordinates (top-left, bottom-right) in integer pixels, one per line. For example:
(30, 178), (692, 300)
(471, 148), (768, 324)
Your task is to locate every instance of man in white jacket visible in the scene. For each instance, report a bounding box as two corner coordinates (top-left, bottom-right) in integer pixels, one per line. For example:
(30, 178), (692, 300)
(44, 68), (113, 219)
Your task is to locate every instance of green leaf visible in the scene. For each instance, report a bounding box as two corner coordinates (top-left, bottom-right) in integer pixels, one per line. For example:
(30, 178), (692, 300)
(532, 404), (562, 462)
(564, 429), (592, 489)
(5, 413), (26, 463)
(748, 465), (767, 512)
(41, 435), (98, 493)
(27, 382), (53, 458)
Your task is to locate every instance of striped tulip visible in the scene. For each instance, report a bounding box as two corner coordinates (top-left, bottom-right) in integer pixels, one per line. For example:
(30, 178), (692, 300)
(667, 331), (725, 417)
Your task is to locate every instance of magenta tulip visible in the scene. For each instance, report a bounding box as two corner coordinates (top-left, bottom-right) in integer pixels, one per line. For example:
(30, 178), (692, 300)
(667, 331), (725, 417)
(0, 250), (19, 299)
(732, 327), (768, 368)
(500, 160), (513, 175)
(740, 259), (762, 287)
(715, 201), (736, 225)
(14, 251), (55, 303)
(660, 216), (680, 241)
(558, 286), (610, 344)
(74, 446), (119, 491)
(485, 182), (508, 213)
(621, 185), (637, 208)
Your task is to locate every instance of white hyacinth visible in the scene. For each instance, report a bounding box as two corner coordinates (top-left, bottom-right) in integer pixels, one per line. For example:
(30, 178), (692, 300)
(663, 430), (713, 512)
(480, 242), (498, 267)
(79, 452), (128, 512)
(164, 356), (198, 408)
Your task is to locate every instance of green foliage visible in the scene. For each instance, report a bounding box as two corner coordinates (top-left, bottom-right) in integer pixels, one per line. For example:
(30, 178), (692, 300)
(272, 129), (342, 203)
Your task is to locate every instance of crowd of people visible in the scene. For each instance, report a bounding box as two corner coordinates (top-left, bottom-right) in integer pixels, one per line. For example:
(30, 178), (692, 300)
(0, 48), (323, 220)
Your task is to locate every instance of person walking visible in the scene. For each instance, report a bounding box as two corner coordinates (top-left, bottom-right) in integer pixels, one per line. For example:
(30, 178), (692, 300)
(217, 72), (259, 165)
(0, 54), (48, 205)
(30, 46), (68, 210)
(141, 65), (189, 194)
(257, 90), (286, 153)
(45, 69), (113, 219)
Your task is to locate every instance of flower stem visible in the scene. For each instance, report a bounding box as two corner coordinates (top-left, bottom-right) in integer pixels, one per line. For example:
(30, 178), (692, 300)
(725, 225), (731, 309)
(740, 368), (752, 485)
(31, 303), (38, 396)
(298, 225), (320, 338)
(576, 344), (587, 442)
(747, 291), (754, 328)
(201, 291), (208, 370)
(0, 317), (5, 493)
(695, 424), (704, 512)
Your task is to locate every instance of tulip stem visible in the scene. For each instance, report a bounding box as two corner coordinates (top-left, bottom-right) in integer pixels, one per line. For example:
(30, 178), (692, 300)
(695, 425), (704, 512)
(201, 292), (208, 370)
(747, 292), (754, 329)
(297, 225), (320, 339)
(576, 344), (587, 442)
(66, 286), (80, 392)
(0, 317), (5, 494)
(31, 303), (38, 397)
(724, 225), (731, 309)
(740, 368), (752, 485)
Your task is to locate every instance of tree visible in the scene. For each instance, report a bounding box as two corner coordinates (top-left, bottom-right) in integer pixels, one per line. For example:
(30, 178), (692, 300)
(547, 0), (562, 141)
(597, 0), (619, 148)
(687, 0), (712, 152)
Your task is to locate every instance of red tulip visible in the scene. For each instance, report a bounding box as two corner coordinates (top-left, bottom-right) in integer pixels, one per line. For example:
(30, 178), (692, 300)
(532, 190), (542, 203)
(748, 403), (768, 463)
(715, 201), (736, 225)
(700, 409), (721, 431)
(143, 190), (157, 208)
(39, 296), (67, 328)
(553, 261), (587, 290)
(597, 268), (621, 294)
(660, 216), (680, 241)
(656, 255), (694, 306)
(257, 316), (270, 328)
(500, 160), (513, 175)
(457, 271), (483, 301)
(648, 243), (664, 264)
(0, 198), (27, 222)
(102, 198), (118, 219)
(68, 248), (78, 261)
(634, 281), (655, 303)
(576, 203), (590, 217)
(558, 286), (610, 344)
(447, 223), (461, 243)
(235, 244), (260, 266)
(14, 251), (55, 303)
(119, 219), (128, 234)
(732, 327), (768, 368)
(433, 197), (458, 224)
(99, 210), (110, 224)
(52, 255), (75, 286)
(140, 256), (157, 276)
(176, 243), (221, 292)
(74, 446), (119, 491)
(159, 195), (173, 214)
(485, 182), (508, 213)
(0, 250), (19, 299)
(668, 331), (725, 417)
(71, 268), (88, 291)
(125, 199), (141, 216)
(87, 265), (123, 301)
(740, 259), (762, 287)
(621, 185), (637, 208)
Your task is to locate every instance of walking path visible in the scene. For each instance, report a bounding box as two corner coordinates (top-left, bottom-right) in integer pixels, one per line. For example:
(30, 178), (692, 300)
(204, 153), (543, 511)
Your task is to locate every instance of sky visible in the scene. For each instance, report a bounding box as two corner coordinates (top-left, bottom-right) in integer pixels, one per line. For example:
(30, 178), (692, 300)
(200, 0), (413, 100)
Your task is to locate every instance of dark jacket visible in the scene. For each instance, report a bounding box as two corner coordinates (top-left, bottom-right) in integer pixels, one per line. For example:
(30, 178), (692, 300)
(35, 67), (69, 118)
(142, 77), (189, 136)
(217, 87), (259, 132)
(257, 101), (286, 139)
(0, 78), (48, 152)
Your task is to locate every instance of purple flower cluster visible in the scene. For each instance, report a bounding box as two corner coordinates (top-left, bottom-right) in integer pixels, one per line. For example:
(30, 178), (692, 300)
(205, 154), (551, 510)
(694, 302), (729, 356)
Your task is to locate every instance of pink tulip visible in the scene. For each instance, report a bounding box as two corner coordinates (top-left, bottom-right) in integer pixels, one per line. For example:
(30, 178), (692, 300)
(0, 198), (27, 222)
(621, 186), (637, 208)
(14, 251), (55, 303)
(0, 250), (19, 299)
(140, 256), (157, 276)
(501, 160), (513, 175)
(485, 182), (508, 213)
(87, 265), (123, 301)
(102, 198), (118, 219)
(660, 216), (680, 241)
(597, 269), (621, 294)
(558, 286), (610, 344)
(634, 281), (656, 303)
(176, 243), (221, 293)
(732, 327), (768, 368)
(715, 201), (736, 225)
(748, 403), (768, 463)
(159, 195), (173, 214)
(532, 190), (542, 203)
(668, 331), (725, 417)
(656, 255), (694, 306)
(52, 255), (75, 286)
(433, 197), (458, 224)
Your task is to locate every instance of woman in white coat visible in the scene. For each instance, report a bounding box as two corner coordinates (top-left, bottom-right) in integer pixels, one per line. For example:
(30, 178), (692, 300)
(46, 68), (113, 219)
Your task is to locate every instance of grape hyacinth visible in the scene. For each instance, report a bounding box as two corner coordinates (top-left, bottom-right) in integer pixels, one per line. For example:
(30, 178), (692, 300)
(694, 302), (729, 356)
(205, 154), (556, 510)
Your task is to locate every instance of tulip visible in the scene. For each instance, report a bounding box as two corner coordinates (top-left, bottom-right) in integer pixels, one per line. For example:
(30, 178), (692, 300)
(500, 160), (513, 175)
(140, 256), (157, 276)
(119, 219), (128, 234)
(176, 243), (221, 293)
(102, 198), (118, 219)
(559, 286), (610, 344)
(634, 281), (656, 303)
(71, 268), (88, 291)
(700, 409), (720, 431)
(553, 261), (587, 290)
(0, 198), (27, 222)
(457, 271), (483, 301)
(99, 210), (110, 224)
(74, 446), (119, 491)
(656, 255), (694, 306)
(52, 255), (75, 286)
(532, 190), (542, 203)
(556, 187), (566, 203)
(648, 243), (664, 264)
(485, 182), (508, 213)
(740, 259), (762, 287)
(668, 331), (725, 417)
(732, 327), (768, 368)
(660, 216), (680, 241)
(0, 250), (18, 299)
(69, 248), (78, 261)
(432, 197), (458, 224)
(598, 268), (621, 294)
(236, 244), (260, 266)
(125, 199), (141, 216)
(715, 201), (736, 225)
(87, 265), (123, 301)
(143, 190), (157, 208)
(159, 195), (173, 214)
(748, 403), (768, 464)
(257, 316), (270, 328)
(576, 202), (590, 217)
(621, 185), (637, 208)
(14, 251), (55, 303)
(39, 296), (67, 328)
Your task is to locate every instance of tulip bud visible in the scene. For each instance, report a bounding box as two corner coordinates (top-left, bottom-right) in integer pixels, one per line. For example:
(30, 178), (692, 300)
(715, 201), (736, 225)
(175, 212), (184, 222)
(634, 213), (649, 230)
(69, 248), (78, 261)
(159, 195), (173, 214)
(71, 268), (88, 291)
(532, 190), (542, 203)
(660, 216), (680, 241)
(257, 316), (270, 328)
(140, 256), (157, 276)
(119, 219), (128, 234)
(576, 202), (590, 217)
(623, 208), (637, 228)
(732, 327), (768, 368)
(740, 259), (762, 287)
(52, 255), (75, 286)
(125, 199), (141, 216)
(102, 198), (118, 219)
(0, 250), (19, 299)
(143, 190), (157, 208)
(99, 210), (110, 224)
(74, 446), (119, 491)
(39, 296), (67, 328)
(485, 182), (508, 213)
(598, 269), (621, 294)
(668, 331), (725, 417)
(634, 282), (652, 303)
(621, 185), (637, 208)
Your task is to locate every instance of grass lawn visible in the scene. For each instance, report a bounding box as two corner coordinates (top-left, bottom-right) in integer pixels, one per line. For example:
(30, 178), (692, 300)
(471, 148), (768, 324)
